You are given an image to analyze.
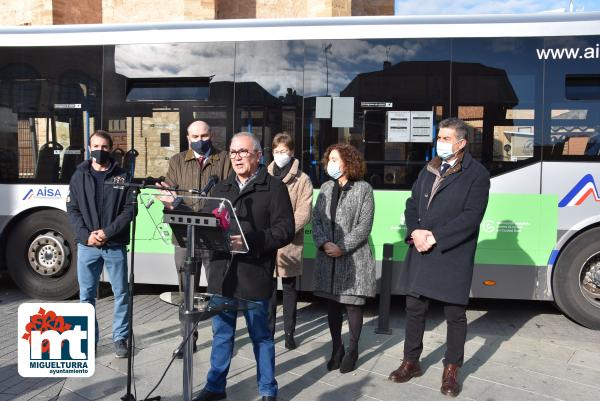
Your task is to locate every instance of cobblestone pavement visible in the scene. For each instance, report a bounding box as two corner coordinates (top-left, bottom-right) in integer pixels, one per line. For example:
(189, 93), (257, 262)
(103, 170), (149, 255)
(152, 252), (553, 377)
(1, 280), (599, 401)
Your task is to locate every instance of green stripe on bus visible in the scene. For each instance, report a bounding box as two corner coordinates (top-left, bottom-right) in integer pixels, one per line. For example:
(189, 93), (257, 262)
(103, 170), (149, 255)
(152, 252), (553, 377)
(133, 189), (558, 267)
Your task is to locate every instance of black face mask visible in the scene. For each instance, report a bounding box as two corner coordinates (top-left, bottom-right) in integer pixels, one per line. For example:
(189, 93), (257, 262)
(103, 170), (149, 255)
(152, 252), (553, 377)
(190, 139), (212, 154)
(91, 149), (111, 165)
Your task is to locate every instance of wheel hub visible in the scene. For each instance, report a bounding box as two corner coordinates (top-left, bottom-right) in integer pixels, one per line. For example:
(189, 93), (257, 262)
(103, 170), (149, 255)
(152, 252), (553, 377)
(581, 255), (600, 303)
(28, 231), (70, 277)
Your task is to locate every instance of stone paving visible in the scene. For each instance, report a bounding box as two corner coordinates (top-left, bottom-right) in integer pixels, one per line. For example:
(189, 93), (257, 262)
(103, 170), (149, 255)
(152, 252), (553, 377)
(1, 281), (600, 401)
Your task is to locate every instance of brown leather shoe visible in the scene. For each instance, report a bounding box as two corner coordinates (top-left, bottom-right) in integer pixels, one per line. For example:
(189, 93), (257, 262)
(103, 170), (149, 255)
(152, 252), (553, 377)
(440, 364), (461, 397)
(388, 360), (422, 383)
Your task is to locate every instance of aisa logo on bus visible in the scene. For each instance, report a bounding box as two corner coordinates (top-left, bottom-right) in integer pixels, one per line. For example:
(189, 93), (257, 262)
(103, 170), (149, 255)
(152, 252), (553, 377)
(559, 174), (600, 208)
(18, 303), (95, 377)
(22, 187), (63, 200)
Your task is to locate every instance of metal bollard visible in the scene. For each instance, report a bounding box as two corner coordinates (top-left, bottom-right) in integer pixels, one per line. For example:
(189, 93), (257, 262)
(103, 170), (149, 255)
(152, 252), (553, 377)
(375, 243), (393, 335)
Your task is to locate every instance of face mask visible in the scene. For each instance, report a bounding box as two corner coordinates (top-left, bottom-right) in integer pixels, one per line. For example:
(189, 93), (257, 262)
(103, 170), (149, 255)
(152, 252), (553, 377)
(273, 153), (292, 168)
(436, 141), (457, 160)
(190, 139), (211, 154)
(90, 149), (111, 165)
(327, 161), (343, 180)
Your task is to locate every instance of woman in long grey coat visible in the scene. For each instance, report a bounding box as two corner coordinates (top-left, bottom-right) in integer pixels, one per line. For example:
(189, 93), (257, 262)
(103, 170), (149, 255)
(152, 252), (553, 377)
(267, 132), (313, 350)
(312, 143), (375, 374)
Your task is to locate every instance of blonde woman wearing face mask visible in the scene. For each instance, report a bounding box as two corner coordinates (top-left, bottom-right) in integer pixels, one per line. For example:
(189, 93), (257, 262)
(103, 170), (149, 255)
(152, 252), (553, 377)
(267, 132), (313, 350)
(312, 143), (375, 374)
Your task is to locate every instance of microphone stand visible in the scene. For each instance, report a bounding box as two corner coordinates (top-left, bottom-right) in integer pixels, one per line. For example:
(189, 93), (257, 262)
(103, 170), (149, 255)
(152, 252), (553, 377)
(120, 178), (163, 401)
(116, 179), (214, 401)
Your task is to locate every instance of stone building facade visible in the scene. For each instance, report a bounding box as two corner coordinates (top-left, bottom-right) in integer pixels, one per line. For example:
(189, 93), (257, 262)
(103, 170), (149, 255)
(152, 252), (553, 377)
(0, 0), (393, 25)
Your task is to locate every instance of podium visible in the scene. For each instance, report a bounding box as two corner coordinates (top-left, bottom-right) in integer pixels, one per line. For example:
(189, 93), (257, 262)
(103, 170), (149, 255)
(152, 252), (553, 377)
(159, 194), (254, 401)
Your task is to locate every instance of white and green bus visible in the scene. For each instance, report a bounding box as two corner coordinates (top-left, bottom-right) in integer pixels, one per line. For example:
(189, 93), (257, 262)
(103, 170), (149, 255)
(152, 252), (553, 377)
(1, 13), (599, 328)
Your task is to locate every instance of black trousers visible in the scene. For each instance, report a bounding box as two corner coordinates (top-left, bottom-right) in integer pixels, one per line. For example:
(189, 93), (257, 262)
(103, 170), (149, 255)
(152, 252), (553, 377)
(268, 276), (298, 336)
(403, 294), (467, 366)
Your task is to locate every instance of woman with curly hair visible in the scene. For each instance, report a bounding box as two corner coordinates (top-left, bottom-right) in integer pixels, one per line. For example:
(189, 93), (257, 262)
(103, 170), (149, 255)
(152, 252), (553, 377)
(312, 143), (376, 373)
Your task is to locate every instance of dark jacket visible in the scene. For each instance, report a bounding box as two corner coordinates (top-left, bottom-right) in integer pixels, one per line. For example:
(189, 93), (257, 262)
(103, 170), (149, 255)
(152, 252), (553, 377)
(66, 159), (135, 247)
(207, 167), (295, 300)
(399, 152), (490, 305)
(165, 147), (232, 246)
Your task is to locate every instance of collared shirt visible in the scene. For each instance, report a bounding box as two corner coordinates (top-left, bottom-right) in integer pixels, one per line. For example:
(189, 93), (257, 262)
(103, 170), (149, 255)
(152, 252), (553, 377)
(236, 167), (261, 191)
(192, 148), (211, 165)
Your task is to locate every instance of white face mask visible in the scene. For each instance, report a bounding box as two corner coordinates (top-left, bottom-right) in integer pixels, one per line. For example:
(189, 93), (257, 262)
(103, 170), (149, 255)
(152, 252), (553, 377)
(437, 141), (459, 160)
(273, 153), (292, 168)
(327, 161), (343, 179)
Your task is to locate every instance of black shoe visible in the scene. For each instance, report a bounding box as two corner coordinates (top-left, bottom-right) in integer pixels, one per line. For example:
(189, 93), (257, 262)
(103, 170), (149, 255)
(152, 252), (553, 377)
(326, 344), (345, 371)
(261, 396), (276, 401)
(339, 349), (358, 373)
(284, 333), (296, 350)
(192, 389), (226, 401)
(114, 339), (129, 358)
(174, 341), (198, 359)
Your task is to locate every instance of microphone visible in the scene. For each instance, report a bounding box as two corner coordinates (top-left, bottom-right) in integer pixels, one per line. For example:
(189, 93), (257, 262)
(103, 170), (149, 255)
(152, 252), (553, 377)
(212, 200), (230, 231)
(200, 175), (219, 197)
(143, 176), (166, 186)
(144, 197), (155, 209)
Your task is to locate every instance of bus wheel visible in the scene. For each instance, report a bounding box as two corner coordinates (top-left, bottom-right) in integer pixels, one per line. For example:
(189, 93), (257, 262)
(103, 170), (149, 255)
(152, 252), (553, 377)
(7, 210), (78, 300)
(553, 227), (600, 330)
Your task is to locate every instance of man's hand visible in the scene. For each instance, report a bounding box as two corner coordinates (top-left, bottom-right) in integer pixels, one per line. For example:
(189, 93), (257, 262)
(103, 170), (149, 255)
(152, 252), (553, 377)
(323, 242), (343, 258)
(230, 235), (243, 251)
(155, 181), (177, 209)
(411, 229), (434, 253)
(87, 231), (104, 246)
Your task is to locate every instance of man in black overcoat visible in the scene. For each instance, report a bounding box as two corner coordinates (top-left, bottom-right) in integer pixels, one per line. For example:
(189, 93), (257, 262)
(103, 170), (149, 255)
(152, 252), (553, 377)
(194, 132), (294, 401)
(388, 118), (490, 397)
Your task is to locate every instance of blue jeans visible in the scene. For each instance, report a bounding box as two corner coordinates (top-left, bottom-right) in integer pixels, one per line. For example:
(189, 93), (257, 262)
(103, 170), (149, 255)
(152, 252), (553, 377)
(77, 243), (129, 343)
(205, 298), (277, 397)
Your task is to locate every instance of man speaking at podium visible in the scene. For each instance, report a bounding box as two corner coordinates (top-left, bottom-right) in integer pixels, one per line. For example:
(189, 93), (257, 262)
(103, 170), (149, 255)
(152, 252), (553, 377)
(194, 132), (294, 401)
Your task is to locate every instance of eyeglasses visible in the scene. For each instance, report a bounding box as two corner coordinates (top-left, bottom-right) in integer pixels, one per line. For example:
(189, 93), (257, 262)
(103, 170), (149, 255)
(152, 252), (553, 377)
(229, 149), (254, 159)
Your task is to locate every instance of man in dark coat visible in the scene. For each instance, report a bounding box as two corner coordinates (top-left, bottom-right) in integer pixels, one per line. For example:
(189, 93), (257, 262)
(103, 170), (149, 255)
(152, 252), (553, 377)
(388, 118), (490, 397)
(194, 132), (294, 401)
(66, 130), (135, 358)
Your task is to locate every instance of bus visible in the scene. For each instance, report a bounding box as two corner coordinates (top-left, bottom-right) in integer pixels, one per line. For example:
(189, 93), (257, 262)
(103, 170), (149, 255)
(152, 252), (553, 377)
(1, 13), (599, 329)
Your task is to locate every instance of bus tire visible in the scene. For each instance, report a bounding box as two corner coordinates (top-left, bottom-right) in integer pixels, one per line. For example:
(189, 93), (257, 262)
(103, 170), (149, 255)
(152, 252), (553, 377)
(6, 209), (78, 300)
(553, 227), (600, 330)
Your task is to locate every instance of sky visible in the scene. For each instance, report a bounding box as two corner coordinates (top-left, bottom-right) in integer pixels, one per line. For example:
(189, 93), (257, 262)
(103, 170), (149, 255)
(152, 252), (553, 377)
(394, 0), (600, 15)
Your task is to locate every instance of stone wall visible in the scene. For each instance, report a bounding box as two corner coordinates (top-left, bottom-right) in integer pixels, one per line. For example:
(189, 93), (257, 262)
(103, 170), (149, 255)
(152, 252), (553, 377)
(0, 0), (52, 25)
(102, 0), (215, 24)
(351, 0), (394, 16)
(0, 0), (393, 25)
(53, 0), (102, 24)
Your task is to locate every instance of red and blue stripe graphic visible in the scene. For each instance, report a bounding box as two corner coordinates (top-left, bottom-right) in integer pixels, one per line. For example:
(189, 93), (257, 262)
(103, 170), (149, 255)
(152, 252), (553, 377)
(558, 174), (600, 208)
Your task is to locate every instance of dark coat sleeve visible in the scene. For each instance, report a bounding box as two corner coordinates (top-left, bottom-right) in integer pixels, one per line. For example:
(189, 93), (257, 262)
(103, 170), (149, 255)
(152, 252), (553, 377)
(404, 169), (424, 242)
(432, 168), (490, 252)
(66, 172), (90, 244)
(245, 181), (295, 256)
(103, 175), (136, 239)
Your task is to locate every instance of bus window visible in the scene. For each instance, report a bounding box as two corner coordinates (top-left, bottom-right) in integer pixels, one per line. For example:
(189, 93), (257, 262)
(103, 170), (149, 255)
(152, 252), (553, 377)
(303, 38), (451, 189)
(0, 47), (102, 184)
(452, 37), (543, 176)
(234, 40), (304, 165)
(543, 36), (600, 161)
(104, 42), (235, 178)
